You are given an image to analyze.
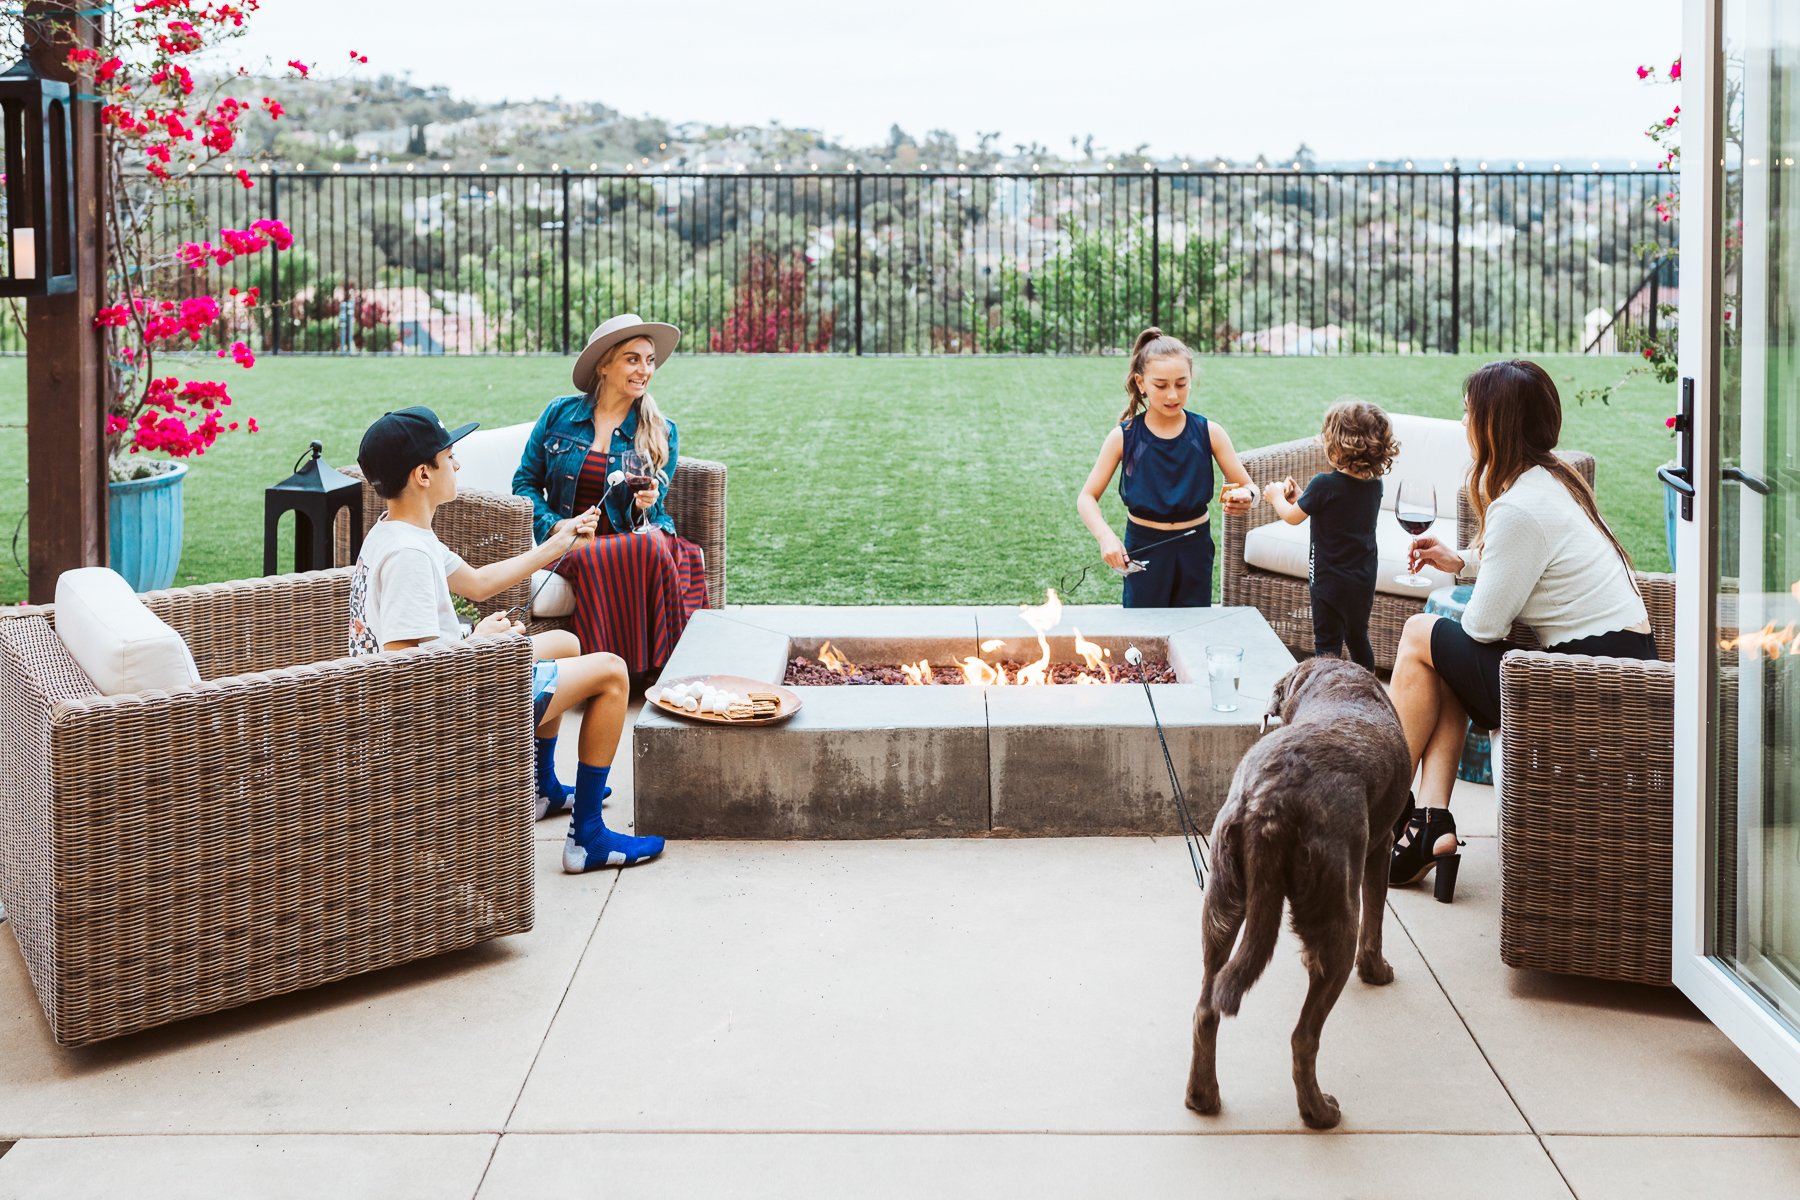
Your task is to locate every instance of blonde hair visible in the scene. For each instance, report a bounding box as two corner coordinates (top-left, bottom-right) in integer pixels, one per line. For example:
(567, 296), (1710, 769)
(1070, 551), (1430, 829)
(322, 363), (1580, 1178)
(592, 338), (672, 480)
(1120, 327), (1194, 422)
(1320, 400), (1399, 478)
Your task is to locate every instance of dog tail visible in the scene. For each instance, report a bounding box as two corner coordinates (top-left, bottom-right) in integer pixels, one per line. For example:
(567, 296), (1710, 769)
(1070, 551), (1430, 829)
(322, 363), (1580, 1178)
(1206, 816), (1287, 1018)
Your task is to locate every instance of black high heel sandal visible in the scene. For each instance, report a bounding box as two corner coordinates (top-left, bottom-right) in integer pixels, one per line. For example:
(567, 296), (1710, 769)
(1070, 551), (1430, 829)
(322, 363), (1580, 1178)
(1390, 806), (1463, 903)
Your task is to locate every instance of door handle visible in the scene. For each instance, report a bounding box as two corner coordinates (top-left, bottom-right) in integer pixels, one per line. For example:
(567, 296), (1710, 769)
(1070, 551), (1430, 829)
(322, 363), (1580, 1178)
(1723, 465), (1774, 495)
(1662, 377), (1696, 521)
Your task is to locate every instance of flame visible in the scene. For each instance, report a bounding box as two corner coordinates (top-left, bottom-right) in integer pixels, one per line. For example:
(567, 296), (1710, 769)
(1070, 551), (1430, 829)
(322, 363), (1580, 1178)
(980, 638), (1005, 653)
(1720, 621), (1798, 659)
(900, 658), (934, 685)
(819, 641), (854, 675)
(1014, 588), (1063, 686)
(1072, 628), (1113, 683)
(958, 656), (1004, 686)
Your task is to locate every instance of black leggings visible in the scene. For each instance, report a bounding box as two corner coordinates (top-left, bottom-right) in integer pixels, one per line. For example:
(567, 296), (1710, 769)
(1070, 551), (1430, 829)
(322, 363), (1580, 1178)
(1311, 583), (1376, 671)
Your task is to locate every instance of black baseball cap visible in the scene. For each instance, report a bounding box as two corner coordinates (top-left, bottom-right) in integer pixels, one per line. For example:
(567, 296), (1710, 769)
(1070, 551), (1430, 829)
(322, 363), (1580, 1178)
(358, 406), (478, 491)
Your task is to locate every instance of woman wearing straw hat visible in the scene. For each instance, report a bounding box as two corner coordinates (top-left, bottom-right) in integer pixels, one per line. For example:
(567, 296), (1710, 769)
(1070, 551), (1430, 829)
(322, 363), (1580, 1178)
(513, 314), (708, 676)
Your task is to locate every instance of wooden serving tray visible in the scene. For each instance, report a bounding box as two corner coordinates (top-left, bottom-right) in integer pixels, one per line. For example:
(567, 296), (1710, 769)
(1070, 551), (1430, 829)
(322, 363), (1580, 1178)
(650, 674), (802, 725)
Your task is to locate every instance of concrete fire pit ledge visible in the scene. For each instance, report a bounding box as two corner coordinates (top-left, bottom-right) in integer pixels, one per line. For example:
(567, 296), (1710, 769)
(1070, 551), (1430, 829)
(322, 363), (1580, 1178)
(634, 605), (1295, 839)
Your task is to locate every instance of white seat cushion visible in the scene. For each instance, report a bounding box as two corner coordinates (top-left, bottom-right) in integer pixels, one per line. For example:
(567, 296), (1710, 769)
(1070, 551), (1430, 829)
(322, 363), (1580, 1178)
(529, 569), (576, 618)
(53, 567), (202, 695)
(1243, 515), (1459, 598)
(1384, 414), (1471, 513)
(454, 421), (534, 495)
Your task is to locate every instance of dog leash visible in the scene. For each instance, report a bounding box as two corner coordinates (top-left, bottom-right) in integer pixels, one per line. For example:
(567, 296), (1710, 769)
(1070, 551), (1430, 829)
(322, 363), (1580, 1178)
(1126, 645), (1214, 891)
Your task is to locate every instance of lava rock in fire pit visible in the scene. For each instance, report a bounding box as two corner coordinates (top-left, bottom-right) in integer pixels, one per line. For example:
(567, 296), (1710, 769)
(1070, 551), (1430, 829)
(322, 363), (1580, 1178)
(783, 655), (1176, 687)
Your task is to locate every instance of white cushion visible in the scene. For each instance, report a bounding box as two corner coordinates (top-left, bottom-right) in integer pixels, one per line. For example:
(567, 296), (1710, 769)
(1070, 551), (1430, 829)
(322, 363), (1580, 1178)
(1384, 414), (1471, 513)
(454, 421), (534, 495)
(1243, 515), (1459, 598)
(53, 567), (201, 696)
(529, 569), (576, 618)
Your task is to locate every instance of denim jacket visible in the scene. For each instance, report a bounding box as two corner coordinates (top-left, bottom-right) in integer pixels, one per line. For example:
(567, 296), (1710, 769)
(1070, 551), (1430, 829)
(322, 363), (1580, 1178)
(512, 394), (680, 543)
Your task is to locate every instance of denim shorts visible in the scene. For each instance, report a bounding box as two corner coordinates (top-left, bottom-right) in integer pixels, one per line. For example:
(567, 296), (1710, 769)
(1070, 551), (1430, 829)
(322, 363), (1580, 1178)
(531, 660), (561, 726)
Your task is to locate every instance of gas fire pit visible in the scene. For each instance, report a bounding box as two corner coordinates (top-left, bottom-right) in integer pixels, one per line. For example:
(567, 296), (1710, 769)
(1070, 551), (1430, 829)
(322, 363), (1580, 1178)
(633, 599), (1295, 839)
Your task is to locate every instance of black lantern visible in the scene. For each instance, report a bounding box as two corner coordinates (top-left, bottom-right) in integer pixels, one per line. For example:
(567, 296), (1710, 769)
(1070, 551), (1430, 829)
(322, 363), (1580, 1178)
(0, 53), (77, 298)
(265, 441), (365, 575)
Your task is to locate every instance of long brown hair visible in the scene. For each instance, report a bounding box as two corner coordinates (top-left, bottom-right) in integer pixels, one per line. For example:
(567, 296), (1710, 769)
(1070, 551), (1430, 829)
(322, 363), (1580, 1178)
(1464, 360), (1633, 576)
(1119, 327), (1194, 422)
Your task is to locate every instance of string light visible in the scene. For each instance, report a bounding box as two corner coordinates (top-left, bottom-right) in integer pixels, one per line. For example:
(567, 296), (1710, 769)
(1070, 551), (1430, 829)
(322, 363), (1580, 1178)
(1217, 161), (1227, 170)
(1552, 163), (1562, 172)
(480, 162), (489, 172)
(331, 162), (341, 172)
(811, 162), (819, 170)
(1629, 160), (1638, 169)
(260, 162), (271, 173)
(516, 162), (525, 172)
(1105, 161), (1114, 170)
(1479, 161), (1489, 170)
(958, 162), (967, 170)
(551, 162), (560, 171)
(1367, 161), (1376, 169)
(590, 162), (598, 171)
(1590, 161), (1600, 169)
(1181, 161), (1190, 169)
(1291, 161), (1300, 170)
(1143, 161), (1153, 171)
(405, 162), (414, 172)
(1443, 160), (1453, 170)
(1516, 161), (1526, 170)
(1404, 160), (1414, 170)
(441, 162), (451, 171)
(296, 162), (306, 171)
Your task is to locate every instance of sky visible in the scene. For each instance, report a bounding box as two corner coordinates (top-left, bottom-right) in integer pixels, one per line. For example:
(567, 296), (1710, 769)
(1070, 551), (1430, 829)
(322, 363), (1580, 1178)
(224, 0), (1685, 163)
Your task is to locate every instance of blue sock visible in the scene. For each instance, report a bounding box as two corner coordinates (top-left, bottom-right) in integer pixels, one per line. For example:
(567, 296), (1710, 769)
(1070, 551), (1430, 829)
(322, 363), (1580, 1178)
(534, 735), (572, 819)
(563, 762), (664, 872)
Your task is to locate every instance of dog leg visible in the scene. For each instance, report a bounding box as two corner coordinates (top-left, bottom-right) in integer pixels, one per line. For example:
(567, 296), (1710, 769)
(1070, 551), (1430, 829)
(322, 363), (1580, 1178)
(1292, 924), (1355, 1130)
(1355, 846), (1395, 986)
(1186, 888), (1242, 1116)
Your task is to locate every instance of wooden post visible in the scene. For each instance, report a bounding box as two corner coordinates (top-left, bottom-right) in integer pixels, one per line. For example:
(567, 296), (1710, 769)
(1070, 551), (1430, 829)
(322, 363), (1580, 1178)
(25, 2), (107, 603)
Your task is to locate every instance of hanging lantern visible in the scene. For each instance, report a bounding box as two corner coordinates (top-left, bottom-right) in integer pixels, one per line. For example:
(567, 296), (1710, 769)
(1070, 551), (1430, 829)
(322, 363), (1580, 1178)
(0, 52), (77, 297)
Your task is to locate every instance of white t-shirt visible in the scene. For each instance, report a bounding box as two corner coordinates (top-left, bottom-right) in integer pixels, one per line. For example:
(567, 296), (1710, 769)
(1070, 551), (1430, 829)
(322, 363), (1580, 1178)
(348, 516), (468, 655)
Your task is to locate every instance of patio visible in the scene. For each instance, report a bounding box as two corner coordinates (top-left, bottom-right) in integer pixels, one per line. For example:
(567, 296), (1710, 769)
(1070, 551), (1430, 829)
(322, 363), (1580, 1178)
(0, 693), (1795, 1198)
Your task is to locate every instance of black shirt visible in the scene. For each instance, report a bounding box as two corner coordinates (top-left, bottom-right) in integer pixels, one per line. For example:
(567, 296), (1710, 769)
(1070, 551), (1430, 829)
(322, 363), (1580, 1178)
(1298, 470), (1383, 593)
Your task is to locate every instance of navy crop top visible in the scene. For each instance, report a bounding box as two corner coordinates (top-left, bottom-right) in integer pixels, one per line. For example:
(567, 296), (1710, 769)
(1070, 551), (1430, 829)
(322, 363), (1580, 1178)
(1119, 411), (1214, 523)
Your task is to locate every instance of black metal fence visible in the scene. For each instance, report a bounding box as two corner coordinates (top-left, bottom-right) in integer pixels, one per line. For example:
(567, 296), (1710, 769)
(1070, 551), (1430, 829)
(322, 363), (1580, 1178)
(8, 167), (1678, 357)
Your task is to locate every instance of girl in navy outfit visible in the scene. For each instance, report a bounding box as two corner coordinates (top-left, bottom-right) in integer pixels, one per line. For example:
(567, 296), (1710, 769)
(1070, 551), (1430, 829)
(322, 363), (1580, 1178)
(1078, 328), (1256, 607)
(1262, 400), (1399, 670)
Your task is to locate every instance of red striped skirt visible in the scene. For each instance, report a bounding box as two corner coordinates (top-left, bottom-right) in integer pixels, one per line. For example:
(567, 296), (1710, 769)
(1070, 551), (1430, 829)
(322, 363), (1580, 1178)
(556, 529), (707, 673)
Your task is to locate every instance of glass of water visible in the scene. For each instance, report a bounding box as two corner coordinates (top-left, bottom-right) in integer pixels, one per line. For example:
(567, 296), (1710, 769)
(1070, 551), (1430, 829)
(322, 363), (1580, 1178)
(1206, 645), (1245, 712)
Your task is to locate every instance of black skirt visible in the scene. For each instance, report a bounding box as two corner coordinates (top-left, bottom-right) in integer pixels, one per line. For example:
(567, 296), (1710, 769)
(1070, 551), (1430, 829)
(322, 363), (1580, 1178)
(1429, 619), (1659, 731)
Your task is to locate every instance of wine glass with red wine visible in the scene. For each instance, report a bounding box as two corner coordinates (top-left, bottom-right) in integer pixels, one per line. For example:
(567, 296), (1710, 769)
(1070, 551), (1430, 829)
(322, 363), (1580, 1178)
(1394, 479), (1437, 588)
(615, 449), (656, 532)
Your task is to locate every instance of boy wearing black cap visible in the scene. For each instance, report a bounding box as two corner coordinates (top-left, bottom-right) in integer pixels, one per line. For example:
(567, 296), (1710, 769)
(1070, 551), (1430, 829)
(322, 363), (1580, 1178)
(352, 406), (664, 870)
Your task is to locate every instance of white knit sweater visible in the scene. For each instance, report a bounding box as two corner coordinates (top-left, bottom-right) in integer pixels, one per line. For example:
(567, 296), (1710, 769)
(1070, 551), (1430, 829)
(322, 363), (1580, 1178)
(1460, 466), (1648, 647)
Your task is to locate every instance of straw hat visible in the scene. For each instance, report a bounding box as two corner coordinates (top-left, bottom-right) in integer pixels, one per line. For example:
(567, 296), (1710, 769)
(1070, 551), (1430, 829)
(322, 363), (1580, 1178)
(571, 313), (681, 392)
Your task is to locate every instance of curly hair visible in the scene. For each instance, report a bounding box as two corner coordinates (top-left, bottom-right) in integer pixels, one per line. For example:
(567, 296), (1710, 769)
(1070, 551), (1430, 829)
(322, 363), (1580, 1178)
(1320, 400), (1399, 478)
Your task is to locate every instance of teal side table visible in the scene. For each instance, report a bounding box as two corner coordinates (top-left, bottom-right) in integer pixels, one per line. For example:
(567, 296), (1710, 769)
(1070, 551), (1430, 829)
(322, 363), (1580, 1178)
(1423, 583), (1493, 785)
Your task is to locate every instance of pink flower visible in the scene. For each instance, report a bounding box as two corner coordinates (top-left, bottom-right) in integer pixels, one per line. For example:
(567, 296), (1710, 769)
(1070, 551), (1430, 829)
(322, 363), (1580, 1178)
(1724, 310), (1734, 321)
(93, 304), (131, 329)
(97, 57), (123, 83)
(1643, 348), (1655, 359)
(262, 97), (285, 120)
(215, 341), (256, 369)
(287, 59), (311, 77)
(236, 168), (254, 189)
(1666, 416), (1678, 428)
(1637, 65), (1650, 79)
(251, 218), (294, 250)
(247, 417), (259, 433)
(66, 47), (100, 66)
(349, 49), (369, 63)
(1665, 116), (1677, 127)
(1670, 59), (1682, 80)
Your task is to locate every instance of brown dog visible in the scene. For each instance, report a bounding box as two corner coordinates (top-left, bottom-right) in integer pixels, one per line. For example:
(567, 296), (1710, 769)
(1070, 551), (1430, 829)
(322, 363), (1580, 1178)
(1184, 656), (1412, 1130)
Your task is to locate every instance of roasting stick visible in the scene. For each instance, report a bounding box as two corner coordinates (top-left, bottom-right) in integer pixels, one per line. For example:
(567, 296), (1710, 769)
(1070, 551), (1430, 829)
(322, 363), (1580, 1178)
(1126, 644), (1213, 891)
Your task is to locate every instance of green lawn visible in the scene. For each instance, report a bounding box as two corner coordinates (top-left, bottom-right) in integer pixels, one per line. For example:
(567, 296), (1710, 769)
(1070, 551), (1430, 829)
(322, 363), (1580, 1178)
(0, 354), (1676, 606)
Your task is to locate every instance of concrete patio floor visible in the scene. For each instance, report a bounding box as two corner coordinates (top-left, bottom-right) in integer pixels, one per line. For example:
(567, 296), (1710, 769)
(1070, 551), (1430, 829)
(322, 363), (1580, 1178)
(2, 700), (1798, 1198)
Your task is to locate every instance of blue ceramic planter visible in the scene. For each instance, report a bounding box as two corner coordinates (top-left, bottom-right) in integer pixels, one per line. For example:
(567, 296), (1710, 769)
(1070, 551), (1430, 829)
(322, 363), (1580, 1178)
(108, 462), (187, 592)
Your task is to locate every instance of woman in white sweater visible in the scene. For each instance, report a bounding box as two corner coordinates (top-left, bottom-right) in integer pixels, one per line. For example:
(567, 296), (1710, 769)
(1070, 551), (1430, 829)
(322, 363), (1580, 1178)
(1387, 360), (1656, 902)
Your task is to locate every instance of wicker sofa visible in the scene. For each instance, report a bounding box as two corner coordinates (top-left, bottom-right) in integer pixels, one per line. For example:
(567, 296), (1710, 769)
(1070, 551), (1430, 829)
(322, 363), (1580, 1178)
(340, 421), (727, 636)
(1497, 572), (1679, 986)
(1223, 423), (1595, 670)
(0, 569), (536, 1046)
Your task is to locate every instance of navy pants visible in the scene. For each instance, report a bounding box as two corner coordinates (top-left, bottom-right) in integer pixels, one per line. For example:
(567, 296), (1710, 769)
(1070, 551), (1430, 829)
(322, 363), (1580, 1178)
(1310, 582), (1376, 671)
(1122, 522), (1215, 608)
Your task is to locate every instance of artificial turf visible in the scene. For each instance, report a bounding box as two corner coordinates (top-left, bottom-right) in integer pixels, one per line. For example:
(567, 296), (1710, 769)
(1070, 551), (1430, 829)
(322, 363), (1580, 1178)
(0, 353), (1676, 606)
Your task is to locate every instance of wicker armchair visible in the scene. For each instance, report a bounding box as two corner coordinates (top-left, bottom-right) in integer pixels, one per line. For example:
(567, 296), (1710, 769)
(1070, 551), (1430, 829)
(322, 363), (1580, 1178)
(339, 457), (728, 636)
(0, 569), (536, 1046)
(1497, 572), (1677, 986)
(1223, 439), (1595, 670)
